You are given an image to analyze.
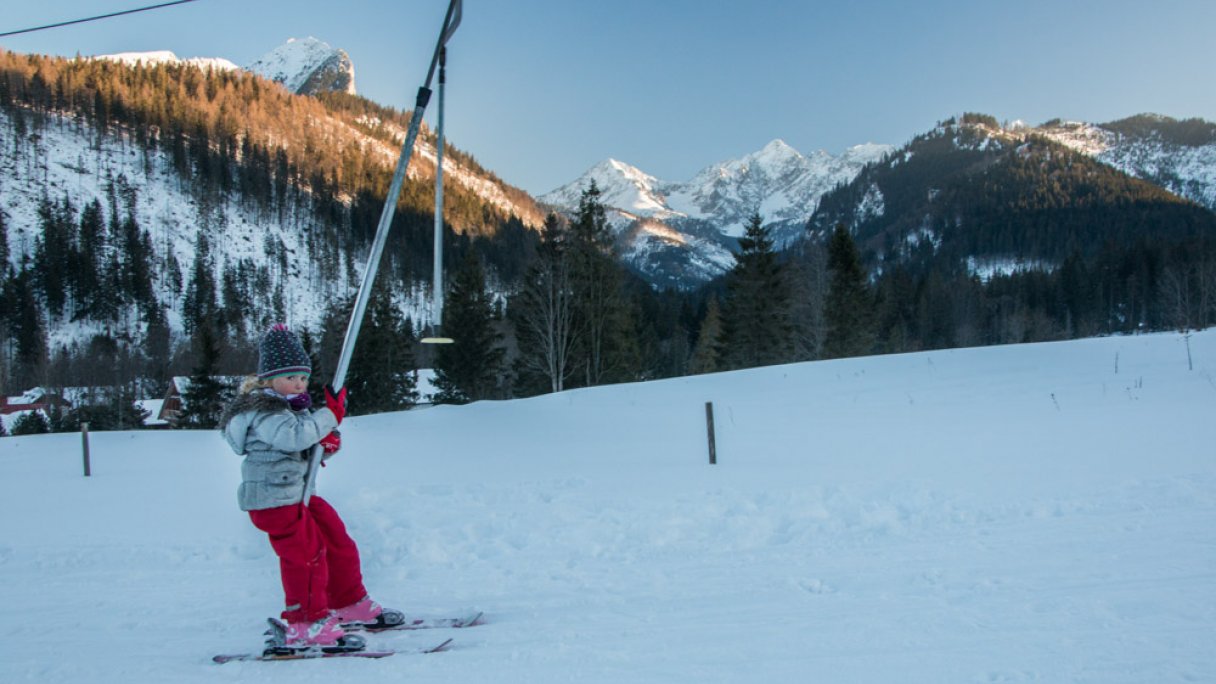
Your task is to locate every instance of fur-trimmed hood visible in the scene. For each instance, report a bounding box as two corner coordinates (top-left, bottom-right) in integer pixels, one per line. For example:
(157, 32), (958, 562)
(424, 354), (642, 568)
(218, 390), (290, 431)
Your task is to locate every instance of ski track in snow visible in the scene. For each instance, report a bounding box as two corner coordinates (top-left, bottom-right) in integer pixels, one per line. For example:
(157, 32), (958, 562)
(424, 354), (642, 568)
(2, 331), (1215, 682)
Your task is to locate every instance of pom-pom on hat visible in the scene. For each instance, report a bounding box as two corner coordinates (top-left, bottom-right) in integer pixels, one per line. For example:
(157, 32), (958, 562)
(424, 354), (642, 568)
(257, 323), (312, 380)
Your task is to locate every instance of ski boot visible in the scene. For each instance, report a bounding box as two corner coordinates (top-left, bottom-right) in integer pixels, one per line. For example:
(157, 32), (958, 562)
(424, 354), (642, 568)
(334, 595), (406, 631)
(263, 615), (365, 656)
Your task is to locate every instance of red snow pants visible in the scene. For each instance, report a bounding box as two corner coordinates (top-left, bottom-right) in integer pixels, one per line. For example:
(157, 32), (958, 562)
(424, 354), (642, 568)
(248, 496), (368, 623)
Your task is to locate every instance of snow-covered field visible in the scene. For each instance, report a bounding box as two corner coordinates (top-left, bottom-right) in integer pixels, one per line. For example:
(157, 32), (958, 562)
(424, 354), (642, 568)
(2, 331), (1214, 683)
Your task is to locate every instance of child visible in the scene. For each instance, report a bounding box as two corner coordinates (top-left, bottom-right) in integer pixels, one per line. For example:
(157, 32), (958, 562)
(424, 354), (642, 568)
(219, 323), (402, 651)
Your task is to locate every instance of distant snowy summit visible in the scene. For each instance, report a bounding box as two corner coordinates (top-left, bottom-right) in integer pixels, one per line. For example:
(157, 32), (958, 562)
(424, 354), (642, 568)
(96, 38), (356, 97)
(542, 139), (893, 237)
(94, 51), (239, 73)
(246, 37), (356, 96)
(541, 139), (894, 288)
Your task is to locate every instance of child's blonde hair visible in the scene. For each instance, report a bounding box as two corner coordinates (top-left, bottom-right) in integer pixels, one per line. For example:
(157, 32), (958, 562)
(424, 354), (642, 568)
(239, 375), (274, 394)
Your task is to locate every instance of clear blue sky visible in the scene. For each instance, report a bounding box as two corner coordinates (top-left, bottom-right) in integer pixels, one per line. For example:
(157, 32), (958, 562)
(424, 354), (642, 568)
(2, 0), (1213, 194)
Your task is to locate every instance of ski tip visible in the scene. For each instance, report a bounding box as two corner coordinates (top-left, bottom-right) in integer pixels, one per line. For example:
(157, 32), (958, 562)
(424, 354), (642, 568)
(426, 638), (455, 653)
(463, 611), (485, 627)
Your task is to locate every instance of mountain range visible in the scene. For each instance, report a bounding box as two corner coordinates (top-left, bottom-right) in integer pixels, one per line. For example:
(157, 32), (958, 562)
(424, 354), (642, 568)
(99, 37), (357, 97)
(91, 43), (1216, 292)
(541, 140), (894, 288)
(2, 42), (1215, 377)
(542, 115), (1216, 289)
(802, 113), (1216, 292)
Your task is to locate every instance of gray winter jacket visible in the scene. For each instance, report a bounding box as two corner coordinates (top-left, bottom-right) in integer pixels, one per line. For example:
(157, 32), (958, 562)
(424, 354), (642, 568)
(219, 391), (339, 511)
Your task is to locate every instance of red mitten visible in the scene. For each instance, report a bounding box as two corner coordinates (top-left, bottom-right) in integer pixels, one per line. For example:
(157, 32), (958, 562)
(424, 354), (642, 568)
(324, 385), (347, 425)
(320, 430), (341, 456)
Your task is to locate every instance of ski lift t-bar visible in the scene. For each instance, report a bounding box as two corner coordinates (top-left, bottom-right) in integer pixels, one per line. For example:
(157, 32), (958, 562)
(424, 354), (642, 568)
(303, 0), (463, 506)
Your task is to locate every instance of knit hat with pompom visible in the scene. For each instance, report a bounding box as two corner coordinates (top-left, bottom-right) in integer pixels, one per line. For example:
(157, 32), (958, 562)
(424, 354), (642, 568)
(257, 323), (312, 380)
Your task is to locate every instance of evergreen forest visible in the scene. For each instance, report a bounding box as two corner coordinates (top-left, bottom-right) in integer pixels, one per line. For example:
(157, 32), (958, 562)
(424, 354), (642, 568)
(2, 57), (1215, 435)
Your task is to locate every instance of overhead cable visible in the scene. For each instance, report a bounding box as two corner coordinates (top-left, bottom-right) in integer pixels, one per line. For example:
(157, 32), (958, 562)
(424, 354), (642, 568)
(0, 0), (203, 39)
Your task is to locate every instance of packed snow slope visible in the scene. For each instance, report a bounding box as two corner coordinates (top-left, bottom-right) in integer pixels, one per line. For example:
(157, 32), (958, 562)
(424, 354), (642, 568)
(2, 331), (1215, 683)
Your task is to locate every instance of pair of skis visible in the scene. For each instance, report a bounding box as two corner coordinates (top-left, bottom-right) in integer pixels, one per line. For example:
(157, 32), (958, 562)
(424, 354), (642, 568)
(212, 611), (484, 663)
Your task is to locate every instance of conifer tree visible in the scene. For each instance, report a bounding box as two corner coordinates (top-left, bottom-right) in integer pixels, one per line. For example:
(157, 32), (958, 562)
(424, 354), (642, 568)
(511, 213), (578, 394)
(10, 410), (50, 435)
(220, 264), (249, 340)
(143, 304), (173, 384)
(117, 214), (155, 312)
(9, 267), (49, 389)
(33, 197), (75, 318)
(786, 238), (829, 361)
(0, 210), (9, 277)
(717, 213), (794, 369)
(689, 297), (723, 374)
(182, 231), (218, 335)
(822, 224), (875, 358)
(71, 199), (106, 319)
(433, 250), (506, 404)
(343, 285), (418, 415)
(569, 181), (634, 386)
(176, 321), (230, 429)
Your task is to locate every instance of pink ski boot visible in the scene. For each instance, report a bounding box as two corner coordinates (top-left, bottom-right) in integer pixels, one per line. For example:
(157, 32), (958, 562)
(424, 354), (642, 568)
(334, 595), (405, 630)
(283, 613), (364, 652)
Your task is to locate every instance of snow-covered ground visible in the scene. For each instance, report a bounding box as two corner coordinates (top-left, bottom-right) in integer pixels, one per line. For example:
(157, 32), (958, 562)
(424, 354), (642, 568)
(2, 330), (1214, 683)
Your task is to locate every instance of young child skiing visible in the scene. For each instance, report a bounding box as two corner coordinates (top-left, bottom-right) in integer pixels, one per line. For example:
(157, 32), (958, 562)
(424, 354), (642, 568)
(220, 323), (403, 651)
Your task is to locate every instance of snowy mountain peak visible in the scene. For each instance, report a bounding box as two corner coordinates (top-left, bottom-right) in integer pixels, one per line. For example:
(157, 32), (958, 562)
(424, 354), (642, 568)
(751, 138), (801, 162)
(541, 158), (675, 219)
(542, 138), (894, 288)
(841, 142), (894, 164)
(94, 51), (240, 73)
(246, 37), (355, 96)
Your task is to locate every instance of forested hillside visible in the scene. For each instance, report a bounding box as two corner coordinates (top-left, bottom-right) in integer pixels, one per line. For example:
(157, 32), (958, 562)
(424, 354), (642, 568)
(0, 49), (542, 403)
(3, 55), (1215, 432)
(802, 114), (1216, 350)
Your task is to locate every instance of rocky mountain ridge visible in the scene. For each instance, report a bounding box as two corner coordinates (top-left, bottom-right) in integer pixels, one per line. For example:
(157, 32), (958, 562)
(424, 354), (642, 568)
(245, 37), (356, 96)
(541, 140), (894, 288)
(1036, 114), (1216, 211)
(100, 37), (358, 97)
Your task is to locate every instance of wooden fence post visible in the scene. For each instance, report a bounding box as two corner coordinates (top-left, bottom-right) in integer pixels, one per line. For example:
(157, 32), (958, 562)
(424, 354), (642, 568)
(705, 402), (717, 465)
(81, 422), (91, 477)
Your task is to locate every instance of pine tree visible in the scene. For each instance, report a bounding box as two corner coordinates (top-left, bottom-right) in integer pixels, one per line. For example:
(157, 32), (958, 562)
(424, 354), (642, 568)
(182, 230), (218, 336)
(220, 264), (249, 340)
(10, 410), (50, 435)
(63, 391), (150, 432)
(117, 213), (155, 312)
(717, 213), (795, 369)
(343, 285), (418, 415)
(176, 322), (231, 428)
(0, 210), (10, 277)
(822, 224), (875, 359)
(143, 304), (173, 385)
(33, 196), (75, 318)
(689, 297), (722, 374)
(433, 250), (506, 404)
(569, 181), (634, 386)
(72, 199), (105, 319)
(8, 267), (49, 389)
(511, 213), (578, 394)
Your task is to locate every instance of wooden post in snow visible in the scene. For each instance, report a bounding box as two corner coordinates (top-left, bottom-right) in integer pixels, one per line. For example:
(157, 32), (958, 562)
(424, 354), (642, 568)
(81, 422), (91, 477)
(705, 402), (717, 465)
